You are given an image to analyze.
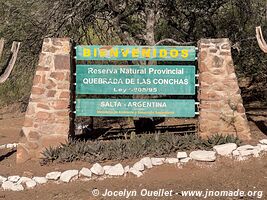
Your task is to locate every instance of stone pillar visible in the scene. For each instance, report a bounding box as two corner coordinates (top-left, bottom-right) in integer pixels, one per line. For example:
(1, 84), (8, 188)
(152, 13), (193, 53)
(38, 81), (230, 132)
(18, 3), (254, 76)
(198, 38), (251, 141)
(17, 38), (72, 163)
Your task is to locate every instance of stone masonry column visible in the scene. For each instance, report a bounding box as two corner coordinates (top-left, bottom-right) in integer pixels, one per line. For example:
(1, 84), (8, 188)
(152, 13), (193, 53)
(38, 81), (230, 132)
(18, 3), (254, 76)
(198, 38), (251, 141)
(17, 38), (72, 163)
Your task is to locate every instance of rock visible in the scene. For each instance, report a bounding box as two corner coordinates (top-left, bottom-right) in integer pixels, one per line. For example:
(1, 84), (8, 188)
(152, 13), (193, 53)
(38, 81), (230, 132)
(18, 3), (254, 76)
(60, 170), (79, 183)
(124, 166), (130, 174)
(18, 177), (32, 184)
(151, 158), (165, 166)
(259, 139), (267, 145)
(2, 181), (24, 191)
(0, 176), (7, 184)
(0, 144), (6, 149)
(129, 168), (143, 178)
(165, 158), (179, 164)
(8, 175), (20, 183)
(7, 144), (15, 148)
(106, 164), (124, 176)
(213, 143), (237, 156)
(257, 144), (267, 151)
(79, 168), (92, 178)
(232, 150), (240, 157)
(132, 162), (145, 171)
(25, 180), (37, 189)
(236, 145), (255, 151)
(180, 157), (191, 163)
(12, 143), (18, 148)
(33, 177), (48, 184)
(90, 163), (104, 176)
(140, 157), (153, 169)
(189, 150), (216, 162)
(46, 171), (61, 180)
(103, 166), (112, 174)
(253, 149), (260, 157)
(177, 152), (188, 159)
(2, 181), (13, 190)
(239, 150), (254, 157)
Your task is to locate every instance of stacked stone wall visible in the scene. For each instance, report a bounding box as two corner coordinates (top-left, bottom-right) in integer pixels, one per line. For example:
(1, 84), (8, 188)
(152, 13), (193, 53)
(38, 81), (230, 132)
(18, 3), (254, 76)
(198, 38), (251, 140)
(17, 38), (72, 163)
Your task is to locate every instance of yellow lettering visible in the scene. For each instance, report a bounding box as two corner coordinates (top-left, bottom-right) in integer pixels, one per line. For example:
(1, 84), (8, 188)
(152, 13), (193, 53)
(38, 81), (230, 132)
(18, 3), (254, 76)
(110, 48), (119, 58)
(170, 49), (179, 58)
(142, 48), (151, 58)
(94, 48), (97, 57)
(83, 48), (91, 57)
(181, 49), (189, 58)
(159, 49), (167, 58)
(99, 49), (106, 57)
(132, 48), (139, 58)
(153, 49), (157, 57)
(121, 49), (129, 57)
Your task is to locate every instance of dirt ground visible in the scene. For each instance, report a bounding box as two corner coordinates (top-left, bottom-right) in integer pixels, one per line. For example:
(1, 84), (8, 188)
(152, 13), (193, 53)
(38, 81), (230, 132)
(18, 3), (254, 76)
(0, 105), (267, 200)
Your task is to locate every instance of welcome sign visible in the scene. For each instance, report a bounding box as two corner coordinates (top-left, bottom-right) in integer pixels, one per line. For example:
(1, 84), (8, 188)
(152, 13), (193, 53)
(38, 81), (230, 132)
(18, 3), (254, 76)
(76, 45), (196, 61)
(75, 45), (197, 117)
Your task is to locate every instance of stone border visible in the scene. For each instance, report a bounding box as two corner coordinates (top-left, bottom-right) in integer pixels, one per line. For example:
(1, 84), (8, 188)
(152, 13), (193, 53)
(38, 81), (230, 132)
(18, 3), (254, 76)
(1, 139), (267, 191)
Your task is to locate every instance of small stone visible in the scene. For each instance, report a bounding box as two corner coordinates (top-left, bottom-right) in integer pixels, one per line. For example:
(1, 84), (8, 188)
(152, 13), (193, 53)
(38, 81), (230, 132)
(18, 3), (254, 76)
(33, 177), (48, 184)
(6, 144), (15, 148)
(12, 143), (18, 148)
(177, 152), (188, 159)
(259, 139), (267, 145)
(0, 144), (6, 149)
(46, 171), (61, 180)
(213, 143), (237, 156)
(237, 145), (255, 151)
(151, 158), (165, 166)
(90, 163), (104, 176)
(25, 180), (37, 189)
(239, 150), (254, 157)
(79, 168), (92, 178)
(165, 158), (179, 164)
(180, 157), (191, 163)
(8, 175), (20, 183)
(140, 157), (153, 169)
(189, 150), (216, 162)
(253, 149), (260, 157)
(60, 170), (79, 183)
(18, 177), (32, 184)
(232, 150), (240, 156)
(132, 162), (145, 171)
(2, 181), (24, 191)
(0, 176), (7, 184)
(106, 164), (124, 176)
(257, 144), (267, 151)
(129, 168), (143, 178)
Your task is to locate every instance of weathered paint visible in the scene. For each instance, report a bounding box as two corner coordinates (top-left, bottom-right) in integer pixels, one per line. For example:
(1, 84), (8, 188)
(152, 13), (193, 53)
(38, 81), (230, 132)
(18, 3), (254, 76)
(76, 99), (196, 117)
(76, 65), (196, 95)
(76, 45), (196, 61)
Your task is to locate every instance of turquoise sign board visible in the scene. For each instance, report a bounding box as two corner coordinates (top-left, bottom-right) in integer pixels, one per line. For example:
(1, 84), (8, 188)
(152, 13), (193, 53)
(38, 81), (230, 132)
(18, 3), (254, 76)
(75, 45), (196, 61)
(76, 99), (196, 117)
(76, 65), (195, 95)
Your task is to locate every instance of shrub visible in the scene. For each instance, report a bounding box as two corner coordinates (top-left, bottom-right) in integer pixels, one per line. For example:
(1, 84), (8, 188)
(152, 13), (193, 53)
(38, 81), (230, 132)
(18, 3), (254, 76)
(41, 133), (242, 165)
